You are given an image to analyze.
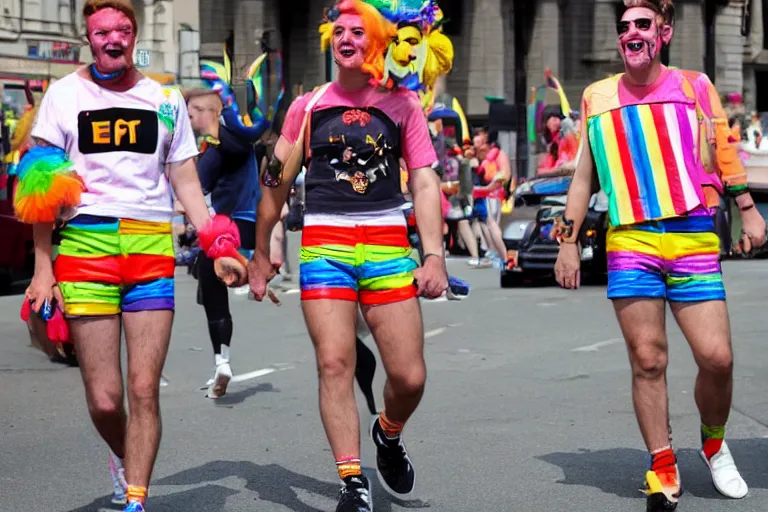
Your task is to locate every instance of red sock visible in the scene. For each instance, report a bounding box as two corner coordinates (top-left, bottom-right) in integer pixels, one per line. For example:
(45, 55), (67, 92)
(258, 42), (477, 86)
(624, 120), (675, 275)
(651, 447), (677, 477)
(378, 411), (404, 439)
(703, 438), (723, 460)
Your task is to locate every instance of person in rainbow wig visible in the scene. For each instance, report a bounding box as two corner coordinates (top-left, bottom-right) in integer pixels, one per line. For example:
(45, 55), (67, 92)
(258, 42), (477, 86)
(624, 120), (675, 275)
(361, 0), (453, 108)
(249, 1), (448, 510)
(15, 1), (247, 510)
(554, 1), (766, 510)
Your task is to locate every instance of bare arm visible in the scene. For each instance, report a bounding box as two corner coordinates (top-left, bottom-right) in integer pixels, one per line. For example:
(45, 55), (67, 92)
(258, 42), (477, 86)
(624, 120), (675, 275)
(168, 157), (211, 230)
(32, 223), (55, 276)
(255, 136), (302, 257)
(561, 136), (594, 236)
(409, 166), (444, 256)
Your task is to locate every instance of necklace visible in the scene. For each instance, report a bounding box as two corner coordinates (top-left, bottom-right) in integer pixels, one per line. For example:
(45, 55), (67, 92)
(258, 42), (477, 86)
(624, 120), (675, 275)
(89, 63), (125, 82)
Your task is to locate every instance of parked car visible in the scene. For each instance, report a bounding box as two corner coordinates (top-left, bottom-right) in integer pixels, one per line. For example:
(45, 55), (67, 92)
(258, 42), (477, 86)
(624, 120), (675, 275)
(498, 173), (609, 287)
(0, 175), (33, 293)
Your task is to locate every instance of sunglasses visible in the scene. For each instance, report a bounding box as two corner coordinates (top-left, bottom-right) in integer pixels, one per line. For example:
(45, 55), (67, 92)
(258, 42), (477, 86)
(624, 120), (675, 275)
(616, 17), (654, 35)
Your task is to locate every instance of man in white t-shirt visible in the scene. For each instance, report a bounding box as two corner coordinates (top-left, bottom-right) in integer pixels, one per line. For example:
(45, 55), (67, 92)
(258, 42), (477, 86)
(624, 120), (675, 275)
(19, 1), (245, 511)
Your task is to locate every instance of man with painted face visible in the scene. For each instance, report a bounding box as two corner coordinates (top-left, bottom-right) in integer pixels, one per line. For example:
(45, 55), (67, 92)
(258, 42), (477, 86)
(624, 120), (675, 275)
(248, 1), (447, 510)
(554, 1), (766, 510)
(18, 1), (245, 510)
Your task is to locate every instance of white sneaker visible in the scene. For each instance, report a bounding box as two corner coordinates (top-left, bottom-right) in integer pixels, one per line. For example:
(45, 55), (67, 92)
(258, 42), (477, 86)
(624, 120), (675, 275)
(700, 441), (748, 499)
(108, 450), (127, 505)
(206, 361), (233, 399)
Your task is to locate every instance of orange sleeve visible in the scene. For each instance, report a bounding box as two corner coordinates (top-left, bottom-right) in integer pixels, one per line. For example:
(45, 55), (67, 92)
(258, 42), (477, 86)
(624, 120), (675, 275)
(704, 79), (748, 196)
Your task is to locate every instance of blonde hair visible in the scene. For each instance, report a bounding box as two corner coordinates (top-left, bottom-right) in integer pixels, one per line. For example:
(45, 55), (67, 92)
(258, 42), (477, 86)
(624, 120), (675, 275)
(623, 0), (675, 26)
(82, 0), (138, 32)
(422, 30), (454, 90)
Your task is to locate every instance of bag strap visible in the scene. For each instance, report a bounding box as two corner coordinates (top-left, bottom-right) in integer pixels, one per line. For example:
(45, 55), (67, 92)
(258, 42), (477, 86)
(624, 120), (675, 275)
(279, 82), (332, 190)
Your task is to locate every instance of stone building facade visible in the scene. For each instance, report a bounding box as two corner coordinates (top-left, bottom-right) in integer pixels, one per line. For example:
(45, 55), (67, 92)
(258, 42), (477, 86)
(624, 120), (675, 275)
(197, 0), (762, 120)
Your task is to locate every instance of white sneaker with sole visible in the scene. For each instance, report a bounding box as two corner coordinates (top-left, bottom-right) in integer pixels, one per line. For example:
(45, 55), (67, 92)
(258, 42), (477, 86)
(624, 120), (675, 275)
(108, 450), (127, 505)
(206, 361), (232, 399)
(700, 441), (748, 499)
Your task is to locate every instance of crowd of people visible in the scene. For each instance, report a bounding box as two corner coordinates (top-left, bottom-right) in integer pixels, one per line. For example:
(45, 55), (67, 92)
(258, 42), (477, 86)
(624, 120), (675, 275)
(8, 0), (768, 512)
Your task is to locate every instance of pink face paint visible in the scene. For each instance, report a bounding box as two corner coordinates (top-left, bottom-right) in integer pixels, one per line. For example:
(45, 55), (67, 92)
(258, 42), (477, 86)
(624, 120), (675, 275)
(86, 7), (136, 76)
(332, 13), (368, 70)
(617, 7), (661, 72)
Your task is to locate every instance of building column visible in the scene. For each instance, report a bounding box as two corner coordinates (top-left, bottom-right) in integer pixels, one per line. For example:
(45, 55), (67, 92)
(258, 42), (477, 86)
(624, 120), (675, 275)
(466, 0), (504, 115)
(714, 1), (745, 95)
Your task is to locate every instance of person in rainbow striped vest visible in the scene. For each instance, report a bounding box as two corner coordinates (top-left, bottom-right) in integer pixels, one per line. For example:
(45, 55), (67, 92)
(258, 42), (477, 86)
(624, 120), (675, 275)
(554, 1), (765, 510)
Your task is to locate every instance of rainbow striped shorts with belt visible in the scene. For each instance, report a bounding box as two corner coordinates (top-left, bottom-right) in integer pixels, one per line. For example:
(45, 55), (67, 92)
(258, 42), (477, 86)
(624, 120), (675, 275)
(54, 214), (176, 316)
(606, 213), (725, 302)
(299, 209), (418, 306)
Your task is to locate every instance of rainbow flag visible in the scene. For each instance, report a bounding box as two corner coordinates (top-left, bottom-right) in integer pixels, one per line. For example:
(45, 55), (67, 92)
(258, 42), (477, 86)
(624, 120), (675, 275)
(588, 102), (706, 227)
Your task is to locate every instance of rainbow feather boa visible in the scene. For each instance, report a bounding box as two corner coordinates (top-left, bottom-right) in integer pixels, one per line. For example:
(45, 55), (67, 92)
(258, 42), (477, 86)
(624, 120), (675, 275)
(14, 146), (83, 224)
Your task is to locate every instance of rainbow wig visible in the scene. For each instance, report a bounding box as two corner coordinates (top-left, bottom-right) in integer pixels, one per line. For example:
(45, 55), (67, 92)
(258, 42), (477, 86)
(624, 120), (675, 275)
(319, 0), (397, 86)
(14, 146), (83, 224)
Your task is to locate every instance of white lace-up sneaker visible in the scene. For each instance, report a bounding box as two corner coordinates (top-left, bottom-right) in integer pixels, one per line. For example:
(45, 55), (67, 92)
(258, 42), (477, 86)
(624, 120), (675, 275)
(206, 361), (232, 399)
(700, 441), (748, 499)
(109, 450), (127, 505)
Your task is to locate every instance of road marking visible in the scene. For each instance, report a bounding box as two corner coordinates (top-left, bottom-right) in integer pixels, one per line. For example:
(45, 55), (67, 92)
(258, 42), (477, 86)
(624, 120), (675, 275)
(571, 338), (623, 353)
(231, 368), (277, 383)
(425, 327), (446, 339)
(284, 288), (300, 294)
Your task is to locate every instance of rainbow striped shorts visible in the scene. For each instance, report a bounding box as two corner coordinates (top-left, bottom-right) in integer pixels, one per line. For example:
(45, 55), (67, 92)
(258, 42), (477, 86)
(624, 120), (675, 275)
(606, 214), (725, 302)
(54, 215), (176, 317)
(299, 210), (418, 306)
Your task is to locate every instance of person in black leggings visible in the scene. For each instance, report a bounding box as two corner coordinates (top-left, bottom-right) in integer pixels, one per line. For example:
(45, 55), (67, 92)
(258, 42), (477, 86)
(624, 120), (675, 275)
(186, 89), (261, 398)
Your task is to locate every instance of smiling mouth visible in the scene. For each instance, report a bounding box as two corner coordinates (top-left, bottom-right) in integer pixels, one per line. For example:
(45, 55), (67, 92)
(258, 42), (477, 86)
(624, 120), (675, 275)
(626, 41), (644, 52)
(339, 47), (355, 58)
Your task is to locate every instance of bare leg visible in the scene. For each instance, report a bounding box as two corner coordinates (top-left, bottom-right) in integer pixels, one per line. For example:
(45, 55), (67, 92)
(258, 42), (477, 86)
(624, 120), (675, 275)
(70, 316), (126, 458)
(670, 301), (733, 428)
(614, 298), (671, 452)
(122, 310), (173, 487)
(302, 299), (360, 460)
(363, 298), (426, 424)
(456, 219), (479, 258)
(480, 218), (508, 260)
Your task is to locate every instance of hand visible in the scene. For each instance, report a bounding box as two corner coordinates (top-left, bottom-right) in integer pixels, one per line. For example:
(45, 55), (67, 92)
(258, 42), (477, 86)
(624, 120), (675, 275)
(248, 250), (278, 301)
(738, 206), (767, 255)
(213, 256), (248, 287)
(413, 254), (448, 299)
(25, 269), (64, 314)
(554, 243), (581, 290)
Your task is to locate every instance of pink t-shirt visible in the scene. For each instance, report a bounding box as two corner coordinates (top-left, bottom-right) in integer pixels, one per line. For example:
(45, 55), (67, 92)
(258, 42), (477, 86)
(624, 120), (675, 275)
(281, 82), (437, 173)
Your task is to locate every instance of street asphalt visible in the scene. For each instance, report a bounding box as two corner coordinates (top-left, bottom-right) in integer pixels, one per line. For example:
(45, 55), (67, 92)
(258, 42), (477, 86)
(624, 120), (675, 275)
(2, 250), (768, 511)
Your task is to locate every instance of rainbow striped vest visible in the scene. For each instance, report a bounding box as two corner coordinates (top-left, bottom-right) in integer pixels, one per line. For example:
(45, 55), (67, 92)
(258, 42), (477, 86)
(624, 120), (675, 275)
(585, 71), (708, 227)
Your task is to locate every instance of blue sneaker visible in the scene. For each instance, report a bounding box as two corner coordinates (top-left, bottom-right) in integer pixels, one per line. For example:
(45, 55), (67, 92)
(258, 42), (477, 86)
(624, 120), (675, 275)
(446, 276), (470, 300)
(123, 502), (145, 512)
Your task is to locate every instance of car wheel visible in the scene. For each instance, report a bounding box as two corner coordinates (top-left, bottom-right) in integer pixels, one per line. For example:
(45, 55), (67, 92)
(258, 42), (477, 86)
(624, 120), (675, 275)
(500, 270), (523, 288)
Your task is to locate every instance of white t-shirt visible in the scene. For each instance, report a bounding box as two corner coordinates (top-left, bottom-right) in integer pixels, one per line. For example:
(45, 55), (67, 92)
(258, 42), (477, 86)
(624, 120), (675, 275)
(31, 71), (199, 223)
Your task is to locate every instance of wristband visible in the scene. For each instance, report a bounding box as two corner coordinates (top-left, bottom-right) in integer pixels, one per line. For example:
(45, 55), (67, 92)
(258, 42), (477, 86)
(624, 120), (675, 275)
(740, 203), (755, 212)
(553, 216), (577, 244)
(422, 253), (442, 262)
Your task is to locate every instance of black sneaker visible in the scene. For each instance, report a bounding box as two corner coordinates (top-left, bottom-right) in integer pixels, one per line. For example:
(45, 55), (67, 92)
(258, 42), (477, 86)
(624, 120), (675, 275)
(371, 417), (415, 496)
(336, 475), (372, 512)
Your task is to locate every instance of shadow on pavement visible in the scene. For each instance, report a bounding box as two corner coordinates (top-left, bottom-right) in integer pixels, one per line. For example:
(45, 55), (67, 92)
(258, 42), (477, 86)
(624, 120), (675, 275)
(537, 438), (768, 501)
(213, 382), (279, 407)
(144, 460), (430, 511)
(66, 483), (239, 512)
